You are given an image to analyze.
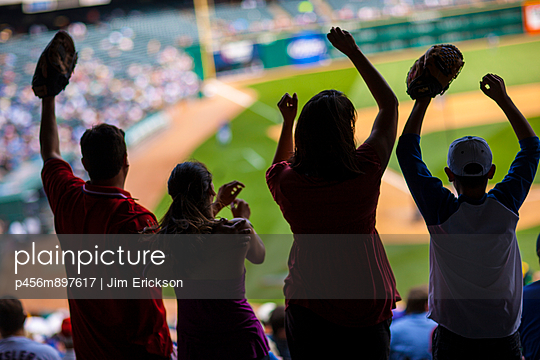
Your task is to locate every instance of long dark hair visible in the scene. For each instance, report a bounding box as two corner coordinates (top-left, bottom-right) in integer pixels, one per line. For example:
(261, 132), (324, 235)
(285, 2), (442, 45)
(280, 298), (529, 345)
(159, 161), (215, 234)
(157, 161), (216, 276)
(290, 90), (362, 180)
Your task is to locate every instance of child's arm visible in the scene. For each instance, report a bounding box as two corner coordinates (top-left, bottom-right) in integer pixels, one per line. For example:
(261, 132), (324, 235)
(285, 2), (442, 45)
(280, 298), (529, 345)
(272, 92), (298, 164)
(327, 27), (398, 169)
(480, 73), (536, 140)
(397, 97), (457, 226)
(245, 225), (265, 265)
(482, 74), (540, 213)
(402, 97), (431, 135)
(230, 200), (265, 264)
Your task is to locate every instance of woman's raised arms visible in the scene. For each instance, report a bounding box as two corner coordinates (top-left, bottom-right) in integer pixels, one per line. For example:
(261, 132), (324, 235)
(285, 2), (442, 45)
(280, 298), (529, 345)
(327, 27), (398, 170)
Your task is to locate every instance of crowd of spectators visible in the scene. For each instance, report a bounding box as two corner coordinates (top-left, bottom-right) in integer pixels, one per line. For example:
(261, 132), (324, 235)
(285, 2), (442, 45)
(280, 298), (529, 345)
(0, 22), (200, 180)
(9, 268), (540, 359)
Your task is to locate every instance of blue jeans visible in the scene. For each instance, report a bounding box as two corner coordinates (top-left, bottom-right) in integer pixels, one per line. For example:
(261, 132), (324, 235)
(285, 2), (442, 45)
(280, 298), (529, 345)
(432, 325), (522, 360)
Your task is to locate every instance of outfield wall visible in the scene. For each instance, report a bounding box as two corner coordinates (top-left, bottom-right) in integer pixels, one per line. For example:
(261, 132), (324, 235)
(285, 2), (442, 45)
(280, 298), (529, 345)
(207, 4), (524, 77)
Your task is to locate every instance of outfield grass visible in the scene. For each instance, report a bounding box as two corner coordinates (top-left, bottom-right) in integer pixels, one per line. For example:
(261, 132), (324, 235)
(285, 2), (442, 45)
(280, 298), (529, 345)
(249, 38), (540, 111)
(155, 38), (540, 300)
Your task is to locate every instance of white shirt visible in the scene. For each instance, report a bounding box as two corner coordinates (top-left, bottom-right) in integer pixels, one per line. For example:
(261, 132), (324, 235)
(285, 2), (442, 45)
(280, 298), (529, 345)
(0, 336), (61, 360)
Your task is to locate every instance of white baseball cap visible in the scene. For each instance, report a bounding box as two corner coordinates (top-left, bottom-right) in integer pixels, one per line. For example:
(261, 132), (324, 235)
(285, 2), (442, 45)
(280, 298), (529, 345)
(447, 136), (492, 176)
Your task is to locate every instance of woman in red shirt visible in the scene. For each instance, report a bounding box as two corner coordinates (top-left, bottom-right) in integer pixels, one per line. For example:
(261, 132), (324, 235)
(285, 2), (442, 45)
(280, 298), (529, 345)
(266, 27), (400, 359)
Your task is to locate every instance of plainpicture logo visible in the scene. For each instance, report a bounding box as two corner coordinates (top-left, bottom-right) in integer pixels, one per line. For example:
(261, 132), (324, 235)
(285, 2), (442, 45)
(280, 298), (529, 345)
(14, 242), (165, 275)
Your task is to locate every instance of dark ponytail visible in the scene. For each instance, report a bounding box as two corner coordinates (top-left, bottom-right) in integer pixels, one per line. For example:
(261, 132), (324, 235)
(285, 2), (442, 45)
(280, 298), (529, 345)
(160, 161), (215, 234)
(157, 161), (217, 276)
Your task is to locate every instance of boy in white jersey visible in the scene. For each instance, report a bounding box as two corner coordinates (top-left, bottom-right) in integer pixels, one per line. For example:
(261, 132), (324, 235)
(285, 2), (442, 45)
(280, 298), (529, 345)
(0, 298), (61, 360)
(396, 74), (540, 359)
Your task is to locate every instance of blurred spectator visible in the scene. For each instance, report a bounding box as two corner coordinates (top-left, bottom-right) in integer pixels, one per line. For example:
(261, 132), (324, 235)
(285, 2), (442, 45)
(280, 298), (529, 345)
(519, 234), (540, 360)
(390, 285), (436, 360)
(0, 297), (61, 360)
(46, 318), (76, 360)
(0, 30), (200, 180)
(391, 300), (407, 322)
(8, 221), (26, 234)
(257, 301), (277, 332)
(267, 306), (290, 360)
(0, 218), (7, 234)
(523, 261), (534, 285)
(256, 302), (283, 358)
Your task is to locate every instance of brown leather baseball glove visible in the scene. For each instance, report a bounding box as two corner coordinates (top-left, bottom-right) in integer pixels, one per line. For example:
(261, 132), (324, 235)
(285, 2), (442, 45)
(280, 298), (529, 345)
(406, 44), (464, 100)
(32, 30), (78, 98)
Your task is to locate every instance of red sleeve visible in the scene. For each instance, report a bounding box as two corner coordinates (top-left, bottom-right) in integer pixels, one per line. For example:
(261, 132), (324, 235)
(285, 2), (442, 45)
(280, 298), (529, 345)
(355, 142), (382, 179)
(41, 158), (85, 214)
(265, 161), (288, 201)
(356, 142), (382, 166)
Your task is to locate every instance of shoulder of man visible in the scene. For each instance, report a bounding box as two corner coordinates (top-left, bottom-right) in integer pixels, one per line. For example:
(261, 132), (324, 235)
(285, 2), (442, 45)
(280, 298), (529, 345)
(41, 158), (84, 191)
(112, 199), (158, 234)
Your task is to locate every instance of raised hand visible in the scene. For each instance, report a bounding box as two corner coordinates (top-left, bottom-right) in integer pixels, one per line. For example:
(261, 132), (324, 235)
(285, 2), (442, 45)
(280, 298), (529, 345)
(231, 199), (251, 220)
(216, 181), (244, 207)
(212, 181), (245, 216)
(277, 92), (298, 127)
(272, 93), (297, 164)
(480, 73), (509, 104)
(327, 27), (359, 57)
(326, 27), (398, 170)
(480, 73), (535, 140)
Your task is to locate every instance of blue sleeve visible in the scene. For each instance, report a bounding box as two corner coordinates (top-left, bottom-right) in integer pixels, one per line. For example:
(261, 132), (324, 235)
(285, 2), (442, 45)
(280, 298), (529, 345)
(488, 136), (540, 214)
(396, 134), (459, 226)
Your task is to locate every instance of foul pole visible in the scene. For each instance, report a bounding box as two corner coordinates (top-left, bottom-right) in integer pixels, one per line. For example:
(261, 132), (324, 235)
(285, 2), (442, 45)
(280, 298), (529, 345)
(194, 0), (216, 80)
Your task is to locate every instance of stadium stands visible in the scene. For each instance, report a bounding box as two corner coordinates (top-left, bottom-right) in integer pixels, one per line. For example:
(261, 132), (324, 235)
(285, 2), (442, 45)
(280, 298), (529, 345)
(0, 11), (201, 181)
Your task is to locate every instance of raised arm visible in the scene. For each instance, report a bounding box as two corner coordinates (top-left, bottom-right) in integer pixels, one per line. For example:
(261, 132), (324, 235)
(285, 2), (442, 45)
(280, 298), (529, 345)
(230, 200), (265, 264)
(272, 92), (298, 164)
(402, 97), (431, 136)
(480, 73), (536, 140)
(245, 225), (265, 264)
(396, 96), (458, 227)
(327, 27), (398, 169)
(40, 96), (62, 161)
(482, 74), (540, 213)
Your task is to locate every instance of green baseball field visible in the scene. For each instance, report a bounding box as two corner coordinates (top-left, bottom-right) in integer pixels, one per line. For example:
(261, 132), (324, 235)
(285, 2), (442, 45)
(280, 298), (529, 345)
(153, 35), (540, 301)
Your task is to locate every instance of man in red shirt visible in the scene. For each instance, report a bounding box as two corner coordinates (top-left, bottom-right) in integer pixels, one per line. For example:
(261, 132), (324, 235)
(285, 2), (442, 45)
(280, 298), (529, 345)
(39, 94), (173, 357)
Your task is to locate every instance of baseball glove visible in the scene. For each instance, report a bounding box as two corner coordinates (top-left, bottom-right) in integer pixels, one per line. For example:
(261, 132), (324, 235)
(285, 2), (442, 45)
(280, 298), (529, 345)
(406, 44), (464, 100)
(32, 30), (78, 98)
